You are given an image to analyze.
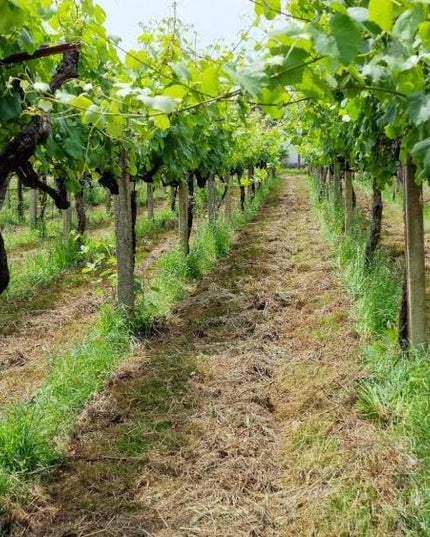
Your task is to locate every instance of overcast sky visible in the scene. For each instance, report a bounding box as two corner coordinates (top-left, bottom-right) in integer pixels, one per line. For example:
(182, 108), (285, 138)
(97, 0), (262, 52)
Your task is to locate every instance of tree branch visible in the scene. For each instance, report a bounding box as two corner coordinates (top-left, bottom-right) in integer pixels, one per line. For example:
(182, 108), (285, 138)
(0, 43), (80, 66)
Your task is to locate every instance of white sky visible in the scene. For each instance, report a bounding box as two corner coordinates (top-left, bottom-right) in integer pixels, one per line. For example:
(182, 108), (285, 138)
(97, 0), (262, 52)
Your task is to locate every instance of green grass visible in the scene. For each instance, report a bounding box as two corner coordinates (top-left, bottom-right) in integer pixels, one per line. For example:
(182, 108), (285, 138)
(136, 179), (278, 332)
(4, 237), (83, 302)
(2, 208), (176, 305)
(0, 174), (279, 509)
(310, 176), (430, 536)
(0, 306), (131, 477)
(135, 208), (175, 239)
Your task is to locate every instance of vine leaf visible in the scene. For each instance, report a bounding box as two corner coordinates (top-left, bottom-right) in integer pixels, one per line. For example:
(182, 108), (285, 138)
(408, 92), (430, 126)
(368, 0), (393, 33)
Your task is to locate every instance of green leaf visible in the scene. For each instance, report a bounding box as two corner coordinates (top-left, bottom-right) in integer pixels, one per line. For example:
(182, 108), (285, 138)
(329, 14), (363, 64)
(152, 114), (170, 130)
(223, 64), (266, 98)
(33, 82), (50, 92)
(125, 50), (147, 70)
(393, 5), (425, 43)
(412, 138), (430, 172)
(163, 85), (188, 99)
(254, 0), (281, 20)
(368, 0), (393, 33)
(408, 92), (430, 126)
(200, 66), (220, 97)
(272, 47), (309, 85)
(0, 94), (22, 123)
(70, 95), (94, 110)
(171, 62), (192, 82)
(38, 99), (53, 112)
(152, 96), (177, 114)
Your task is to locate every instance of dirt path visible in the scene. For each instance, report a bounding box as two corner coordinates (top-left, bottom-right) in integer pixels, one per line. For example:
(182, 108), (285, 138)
(0, 220), (177, 408)
(13, 176), (405, 537)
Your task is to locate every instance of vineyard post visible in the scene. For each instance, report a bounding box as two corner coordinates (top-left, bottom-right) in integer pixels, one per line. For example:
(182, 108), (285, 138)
(147, 183), (154, 219)
(115, 150), (135, 313)
(62, 195), (72, 241)
(334, 165), (342, 206)
(187, 172), (194, 243)
(207, 174), (216, 224)
(404, 156), (427, 348)
(344, 167), (353, 235)
(17, 176), (24, 218)
(364, 179), (383, 266)
(178, 180), (189, 254)
(105, 189), (112, 214)
(224, 175), (232, 221)
(247, 167), (255, 199)
(327, 167), (334, 204)
(170, 185), (177, 212)
(30, 188), (37, 228)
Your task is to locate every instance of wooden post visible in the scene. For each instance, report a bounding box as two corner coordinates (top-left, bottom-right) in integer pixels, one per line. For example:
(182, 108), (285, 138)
(178, 180), (189, 255)
(344, 169), (353, 235)
(225, 175), (232, 221)
(170, 185), (177, 212)
(115, 150), (135, 313)
(30, 188), (37, 228)
(147, 183), (154, 219)
(105, 189), (112, 214)
(207, 174), (216, 224)
(404, 156), (427, 348)
(17, 175), (24, 218)
(247, 168), (254, 199)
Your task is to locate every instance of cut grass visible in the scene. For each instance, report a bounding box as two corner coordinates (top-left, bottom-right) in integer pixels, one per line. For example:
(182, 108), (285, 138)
(0, 176), (279, 511)
(311, 176), (430, 536)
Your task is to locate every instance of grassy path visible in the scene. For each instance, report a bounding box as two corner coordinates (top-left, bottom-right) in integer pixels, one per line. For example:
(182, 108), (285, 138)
(0, 219), (177, 408)
(11, 176), (405, 536)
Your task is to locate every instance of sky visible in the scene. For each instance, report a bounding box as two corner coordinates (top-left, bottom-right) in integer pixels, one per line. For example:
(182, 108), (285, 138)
(97, 0), (261, 52)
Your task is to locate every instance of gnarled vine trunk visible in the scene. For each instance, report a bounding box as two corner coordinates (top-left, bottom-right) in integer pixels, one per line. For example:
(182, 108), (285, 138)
(75, 189), (86, 235)
(0, 49), (79, 296)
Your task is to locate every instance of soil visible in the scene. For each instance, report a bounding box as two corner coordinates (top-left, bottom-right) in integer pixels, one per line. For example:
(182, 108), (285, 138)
(10, 176), (406, 537)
